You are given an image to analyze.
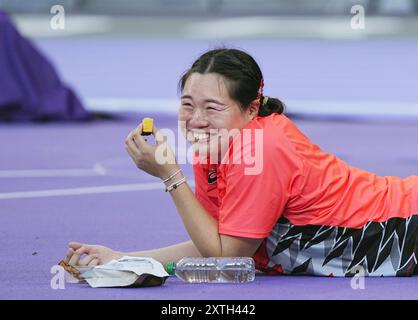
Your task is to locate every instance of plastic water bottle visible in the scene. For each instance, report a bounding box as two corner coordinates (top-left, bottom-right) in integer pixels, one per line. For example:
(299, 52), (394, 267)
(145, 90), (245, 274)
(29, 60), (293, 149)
(165, 257), (255, 283)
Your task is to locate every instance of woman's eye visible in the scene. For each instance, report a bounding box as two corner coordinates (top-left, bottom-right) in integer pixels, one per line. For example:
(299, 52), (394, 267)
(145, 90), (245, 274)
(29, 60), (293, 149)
(206, 106), (218, 111)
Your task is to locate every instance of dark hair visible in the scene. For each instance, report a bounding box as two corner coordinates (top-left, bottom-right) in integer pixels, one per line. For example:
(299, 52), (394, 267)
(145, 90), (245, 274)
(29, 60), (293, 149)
(179, 48), (285, 117)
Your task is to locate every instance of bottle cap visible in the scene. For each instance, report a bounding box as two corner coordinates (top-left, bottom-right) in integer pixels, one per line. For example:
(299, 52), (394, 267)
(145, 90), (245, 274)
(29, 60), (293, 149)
(165, 261), (176, 275)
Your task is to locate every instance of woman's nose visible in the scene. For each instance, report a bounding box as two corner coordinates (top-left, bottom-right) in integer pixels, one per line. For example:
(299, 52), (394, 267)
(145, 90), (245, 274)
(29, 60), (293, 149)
(189, 109), (208, 128)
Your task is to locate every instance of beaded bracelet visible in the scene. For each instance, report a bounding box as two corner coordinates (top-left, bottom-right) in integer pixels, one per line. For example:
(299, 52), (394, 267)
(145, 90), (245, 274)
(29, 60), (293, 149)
(165, 177), (187, 192)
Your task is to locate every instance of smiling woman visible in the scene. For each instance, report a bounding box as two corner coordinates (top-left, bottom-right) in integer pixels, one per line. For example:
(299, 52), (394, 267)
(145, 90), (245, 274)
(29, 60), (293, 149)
(177, 48), (284, 166)
(64, 48), (418, 277)
(179, 73), (254, 163)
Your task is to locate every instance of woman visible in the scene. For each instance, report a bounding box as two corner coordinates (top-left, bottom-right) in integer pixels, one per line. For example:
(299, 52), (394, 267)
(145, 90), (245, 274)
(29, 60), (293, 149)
(64, 48), (418, 277)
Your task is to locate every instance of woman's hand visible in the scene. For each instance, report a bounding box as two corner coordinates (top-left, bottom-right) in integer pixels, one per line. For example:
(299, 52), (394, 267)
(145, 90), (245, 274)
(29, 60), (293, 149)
(64, 242), (122, 266)
(125, 123), (179, 180)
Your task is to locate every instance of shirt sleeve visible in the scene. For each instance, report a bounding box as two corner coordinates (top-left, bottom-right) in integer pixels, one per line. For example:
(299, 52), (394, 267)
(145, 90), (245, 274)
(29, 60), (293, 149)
(218, 127), (303, 239)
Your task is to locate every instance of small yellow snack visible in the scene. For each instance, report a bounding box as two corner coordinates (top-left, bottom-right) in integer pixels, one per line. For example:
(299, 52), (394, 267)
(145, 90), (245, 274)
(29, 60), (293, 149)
(141, 117), (154, 136)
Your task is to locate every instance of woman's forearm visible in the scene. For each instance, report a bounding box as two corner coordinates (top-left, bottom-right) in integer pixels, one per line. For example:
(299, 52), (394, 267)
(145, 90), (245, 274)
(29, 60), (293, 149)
(122, 180), (223, 261)
(165, 177), (223, 257)
(122, 240), (202, 266)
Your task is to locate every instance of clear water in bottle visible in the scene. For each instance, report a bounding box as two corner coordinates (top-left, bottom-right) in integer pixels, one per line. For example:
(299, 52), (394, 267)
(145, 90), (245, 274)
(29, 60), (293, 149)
(166, 257), (255, 283)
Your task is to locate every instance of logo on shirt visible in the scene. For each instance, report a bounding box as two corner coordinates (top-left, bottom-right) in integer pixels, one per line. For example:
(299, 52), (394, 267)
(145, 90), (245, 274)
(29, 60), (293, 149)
(208, 168), (217, 184)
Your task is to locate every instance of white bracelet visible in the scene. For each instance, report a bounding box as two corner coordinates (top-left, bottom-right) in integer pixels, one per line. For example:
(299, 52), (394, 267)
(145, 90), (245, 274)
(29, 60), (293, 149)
(165, 177), (187, 192)
(162, 169), (182, 183)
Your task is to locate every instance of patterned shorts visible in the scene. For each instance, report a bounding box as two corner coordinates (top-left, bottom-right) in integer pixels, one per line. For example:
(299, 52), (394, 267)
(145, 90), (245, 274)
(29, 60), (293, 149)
(264, 215), (418, 277)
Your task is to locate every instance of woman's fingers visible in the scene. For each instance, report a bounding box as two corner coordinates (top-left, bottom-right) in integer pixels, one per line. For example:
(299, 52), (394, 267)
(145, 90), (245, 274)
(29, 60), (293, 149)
(125, 129), (137, 147)
(87, 258), (100, 267)
(126, 136), (140, 155)
(68, 241), (84, 250)
(65, 243), (90, 264)
(126, 128), (136, 140)
(127, 123), (143, 143)
(132, 124), (149, 149)
(152, 125), (165, 145)
(68, 251), (82, 266)
(79, 254), (99, 267)
(68, 246), (92, 266)
(126, 127), (144, 154)
(126, 144), (138, 164)
(64, 248), (75, 263)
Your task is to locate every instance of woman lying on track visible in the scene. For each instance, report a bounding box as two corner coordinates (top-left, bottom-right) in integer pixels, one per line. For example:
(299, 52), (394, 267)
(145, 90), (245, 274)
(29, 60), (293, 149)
(64, 48), (418, 277)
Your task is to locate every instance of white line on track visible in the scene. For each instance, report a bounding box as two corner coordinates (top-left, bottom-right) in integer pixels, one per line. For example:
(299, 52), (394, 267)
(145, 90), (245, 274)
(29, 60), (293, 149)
(1, 183), (150, 200)
(0, 164), (107, 178)
(0, 181), (195, 200)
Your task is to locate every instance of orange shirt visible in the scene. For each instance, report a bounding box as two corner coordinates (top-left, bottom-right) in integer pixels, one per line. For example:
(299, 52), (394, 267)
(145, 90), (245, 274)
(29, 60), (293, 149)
(194, 114), (418, 238)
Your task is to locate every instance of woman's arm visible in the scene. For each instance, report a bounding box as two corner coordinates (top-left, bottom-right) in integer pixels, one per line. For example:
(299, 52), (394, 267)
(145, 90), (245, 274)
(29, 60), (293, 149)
(65, 240), (202, 266)
(164, 173), (263, 258)
(124, 123), (263, 258)
(124, 240), (202, 266)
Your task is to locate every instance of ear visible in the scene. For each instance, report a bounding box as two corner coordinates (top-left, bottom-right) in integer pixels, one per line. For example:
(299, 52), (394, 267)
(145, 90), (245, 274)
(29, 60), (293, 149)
(247, 99), (260, 120)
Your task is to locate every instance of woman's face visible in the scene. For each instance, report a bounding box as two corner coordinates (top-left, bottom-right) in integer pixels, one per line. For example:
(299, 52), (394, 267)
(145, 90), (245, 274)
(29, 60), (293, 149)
(178, 72), (256, 163)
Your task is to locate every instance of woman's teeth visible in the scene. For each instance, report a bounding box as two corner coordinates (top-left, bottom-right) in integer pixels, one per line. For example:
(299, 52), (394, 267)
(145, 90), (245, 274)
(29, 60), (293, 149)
(191, 132), (210, 142)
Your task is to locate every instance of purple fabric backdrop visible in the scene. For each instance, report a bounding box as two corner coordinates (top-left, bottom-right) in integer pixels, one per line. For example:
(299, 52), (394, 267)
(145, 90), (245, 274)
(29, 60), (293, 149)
(0, 11), (90, 122)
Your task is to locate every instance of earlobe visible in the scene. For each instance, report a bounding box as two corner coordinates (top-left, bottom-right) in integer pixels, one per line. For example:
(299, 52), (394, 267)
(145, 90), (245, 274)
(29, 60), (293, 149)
(249, 100), (260, 119)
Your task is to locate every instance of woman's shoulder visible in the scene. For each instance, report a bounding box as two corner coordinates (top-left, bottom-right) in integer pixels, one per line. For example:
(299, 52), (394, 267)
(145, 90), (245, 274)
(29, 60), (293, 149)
(220, 113), (306, 179)
(250, 114), (308, 149)
(229, 114), (306, 168)
(254, 113), (299, 132)
(247, 114), (324, 174)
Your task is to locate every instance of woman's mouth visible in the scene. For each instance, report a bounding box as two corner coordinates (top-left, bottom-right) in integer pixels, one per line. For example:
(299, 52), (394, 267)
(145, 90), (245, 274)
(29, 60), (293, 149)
(187, 131), (213, 143)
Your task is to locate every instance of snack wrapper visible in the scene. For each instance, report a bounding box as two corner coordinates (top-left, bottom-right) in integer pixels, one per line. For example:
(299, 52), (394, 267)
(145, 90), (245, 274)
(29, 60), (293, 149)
(59, 256), (169, 288)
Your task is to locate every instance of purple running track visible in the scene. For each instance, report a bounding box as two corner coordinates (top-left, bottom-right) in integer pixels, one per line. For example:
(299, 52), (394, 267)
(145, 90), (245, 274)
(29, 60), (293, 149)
(1, 114), (418, 299)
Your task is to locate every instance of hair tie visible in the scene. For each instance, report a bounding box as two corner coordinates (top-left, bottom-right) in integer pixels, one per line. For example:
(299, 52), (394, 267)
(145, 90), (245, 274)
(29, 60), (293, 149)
(262, 96), (269, 106)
